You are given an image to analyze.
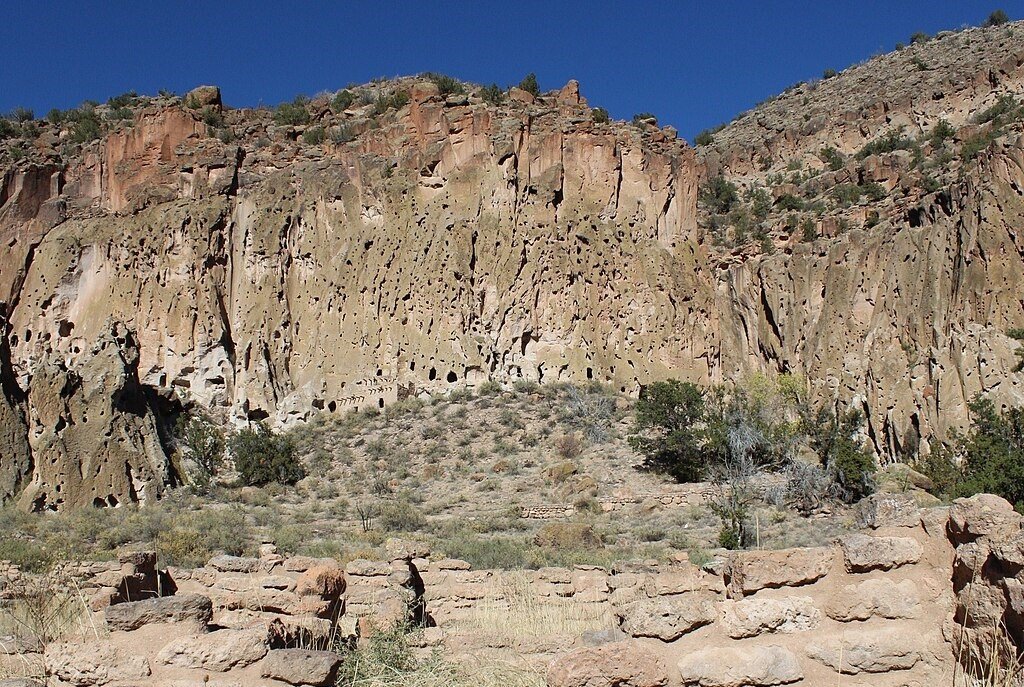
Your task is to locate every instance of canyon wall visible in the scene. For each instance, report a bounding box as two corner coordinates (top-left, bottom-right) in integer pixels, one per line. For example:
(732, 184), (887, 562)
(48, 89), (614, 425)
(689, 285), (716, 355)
(2, 26), (1024, 508)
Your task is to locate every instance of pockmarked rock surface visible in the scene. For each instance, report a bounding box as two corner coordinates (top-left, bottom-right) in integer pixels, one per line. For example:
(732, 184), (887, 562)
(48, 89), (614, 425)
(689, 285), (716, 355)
(618, 593), (717, 640)
(2, 23), (1024, 510)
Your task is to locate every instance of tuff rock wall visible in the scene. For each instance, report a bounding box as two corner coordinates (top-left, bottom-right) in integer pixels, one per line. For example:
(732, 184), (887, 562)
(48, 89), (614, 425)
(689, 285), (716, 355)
(0, 63), (1022, 508)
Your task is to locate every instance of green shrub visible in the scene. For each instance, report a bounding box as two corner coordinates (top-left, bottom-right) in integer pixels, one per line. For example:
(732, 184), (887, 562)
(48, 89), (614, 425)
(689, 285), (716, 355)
(68, 107), (102, 144)
(629, 380), (714, 482)
(819, 146), (845, 171)
(856, 128), (919, 160)
(533, 522), (601, 549)
(694, 129), (715, 146)
(822, 68), (838, 79)
(273, 97), (311, 126)
(1012, 328), (1024, 372)
(331, 89), (355, 112)
(480, 83), (504, 105)
(804, 407), (876, 502)
(961, 130), (998, 160)
(632, 112), (657, 126)
(175, 414), (224, 487)
(373, 89), (410, 115)
(200, 106), (223, 128)
(776, 193), (806, 211)
(750, 187), (772, 219)
(929, 118), (956, 147)
(591, 107), (610, 124)
(833, 183), (862, 206)
(331, 124), (355, 144)
(422, 72), (464, 96)
(985, 9), (1010, 27)
(229, 421), (304, 486)
(106, 91), (137, 110)
(517, 72), (540, 97)
(378, 500), (426, 532)
(910, 31), (930, 44)
(9, 107), (34, 123)
(862, 182), (887, 202)
(302, 125), (325, 145)
(0, 538), (53, 573)
(700, 175), (739, 214)
(927, 397), (1024, 510)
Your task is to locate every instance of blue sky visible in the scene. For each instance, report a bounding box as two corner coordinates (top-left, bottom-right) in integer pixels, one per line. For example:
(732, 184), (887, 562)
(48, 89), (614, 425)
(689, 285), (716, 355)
(1, 2), (1020, 139)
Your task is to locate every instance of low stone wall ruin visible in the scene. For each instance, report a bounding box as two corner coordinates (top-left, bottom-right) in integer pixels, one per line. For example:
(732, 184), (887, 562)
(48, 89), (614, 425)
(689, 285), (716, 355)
(4, 493), (1024, 687)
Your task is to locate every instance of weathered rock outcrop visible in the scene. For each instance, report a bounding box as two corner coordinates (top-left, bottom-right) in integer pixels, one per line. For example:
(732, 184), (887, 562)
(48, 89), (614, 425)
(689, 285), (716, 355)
(1, 22), (1024, 507)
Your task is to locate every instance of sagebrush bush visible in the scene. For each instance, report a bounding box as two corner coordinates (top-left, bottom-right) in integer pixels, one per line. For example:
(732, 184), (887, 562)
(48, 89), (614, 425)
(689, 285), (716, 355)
(230, 421), (304, 486)
(378, 500), (427, 532)
(273, 96), (311, 126)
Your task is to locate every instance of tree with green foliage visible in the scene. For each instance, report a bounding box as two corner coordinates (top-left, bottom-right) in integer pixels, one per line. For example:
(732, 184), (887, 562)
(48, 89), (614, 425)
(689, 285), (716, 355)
(921, 397), (1024, 510)
(68, 107), (102, 144)
(229, 421), (304, 486)
(632, 112), (657, 126)
(176, 414), (224, 488)
(331, 89), (355, 112)
(694, 129), (715, 146)
(819, 146), (845, 172)
(803, 406), (876, 502)
(985, 9), (1010, 27)
(518, 72), (540, 97)
(930, 118), (956, 147)
(629, 380), (717, 483)
(422, 72), (464, 97)
(591, 107), (610, 124)
(480, 83), (504, 105)
(700, 175), (739, 214)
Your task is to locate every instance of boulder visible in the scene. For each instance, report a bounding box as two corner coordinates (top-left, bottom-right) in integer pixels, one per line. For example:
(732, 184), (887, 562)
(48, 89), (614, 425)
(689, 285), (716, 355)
(259, 649), (342, 686)
(208, 555), (260, 573)
(508, 87), (536, 104)
(185, 85), (222, 109)
(806, 628), (921, 673)
(677, 645), (802, 687)
(724, 547), (833, 597)
(156, 627), (268, 671)
(854, 492), (921, 528)
(44, 642), (151, 686)
(839, 534), (923, 572)
(557, 80), (582, 106)
(618, 593), (716, 641)
(104, 593), (212, 631)
(721, 596), (820, 638)
(296, 564), (346, 598)
(547, 640), (668, 687)
(825, 579), (920, 621)
(948, 494), (1023, 543)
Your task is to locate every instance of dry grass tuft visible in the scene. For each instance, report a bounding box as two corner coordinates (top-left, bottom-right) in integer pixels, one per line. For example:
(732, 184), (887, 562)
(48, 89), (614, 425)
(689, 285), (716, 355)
(448, 571), (613, 645)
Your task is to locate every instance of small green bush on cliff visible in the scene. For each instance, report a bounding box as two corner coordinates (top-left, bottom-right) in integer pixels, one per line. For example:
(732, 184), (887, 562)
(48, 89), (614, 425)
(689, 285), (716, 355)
(273, 96), (311, 126)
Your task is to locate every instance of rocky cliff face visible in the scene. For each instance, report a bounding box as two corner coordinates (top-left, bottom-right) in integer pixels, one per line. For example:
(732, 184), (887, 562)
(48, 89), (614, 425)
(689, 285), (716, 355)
(1, 23), (1023, 509)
